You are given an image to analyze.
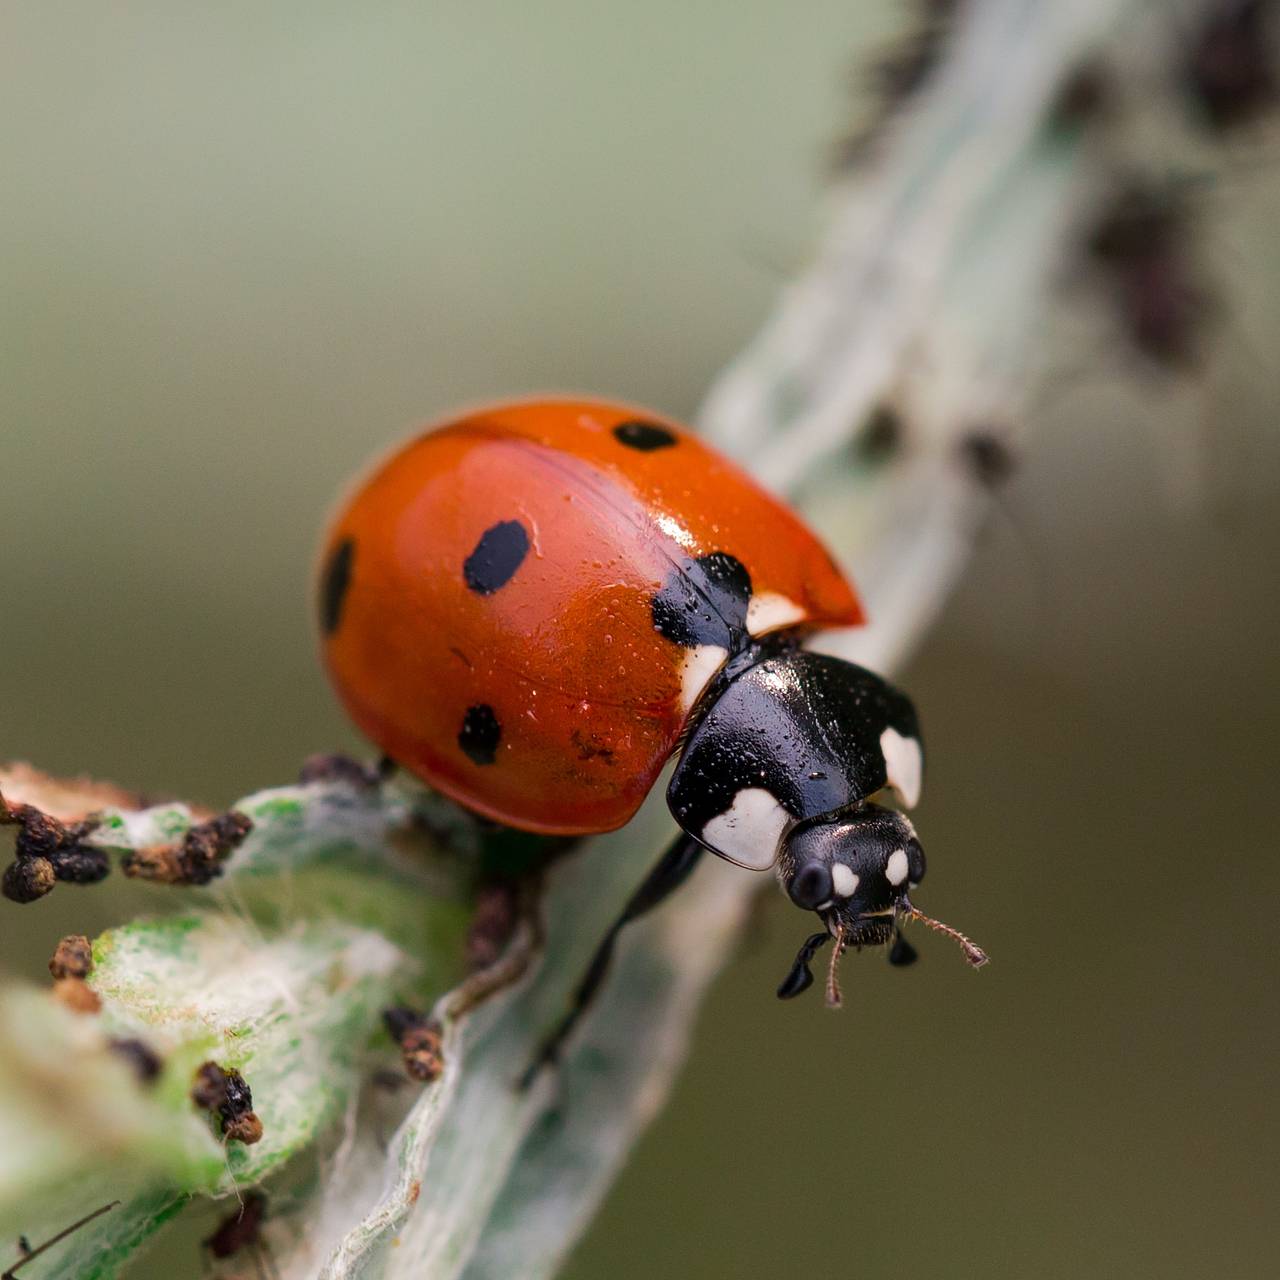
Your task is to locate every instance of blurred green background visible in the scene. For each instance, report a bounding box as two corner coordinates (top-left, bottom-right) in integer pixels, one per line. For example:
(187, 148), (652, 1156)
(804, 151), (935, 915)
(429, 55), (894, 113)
(4, 3), (1279, 1277)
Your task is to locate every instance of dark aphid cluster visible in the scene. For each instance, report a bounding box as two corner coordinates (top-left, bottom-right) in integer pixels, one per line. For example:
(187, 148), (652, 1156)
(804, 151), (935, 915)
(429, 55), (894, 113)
(0, 794), (108, 904)
(41, 934), (166, 1075)
(383, 1007), (445, 1083)
(1067, 4), (1280, 373)
(1085, 177), (1215, 369)
(191, 1061), (264, 1145)
(121, 810), (252, 886)
(1046, 5), (1278, 140)
(1, 790), (253, 901)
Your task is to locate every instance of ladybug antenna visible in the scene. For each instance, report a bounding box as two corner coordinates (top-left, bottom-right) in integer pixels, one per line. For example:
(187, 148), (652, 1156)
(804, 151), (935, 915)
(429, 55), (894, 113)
(825, 923), (847, 1009)
(898, 897), (990, 969)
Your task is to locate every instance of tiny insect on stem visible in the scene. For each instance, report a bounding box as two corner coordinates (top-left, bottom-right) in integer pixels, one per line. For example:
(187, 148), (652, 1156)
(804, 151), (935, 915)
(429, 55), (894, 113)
(4, 1202), (119, 1278)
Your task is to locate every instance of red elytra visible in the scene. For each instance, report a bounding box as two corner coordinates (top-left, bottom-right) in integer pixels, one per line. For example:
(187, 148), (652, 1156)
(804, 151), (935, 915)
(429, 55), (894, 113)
(317, 397), (863, 835)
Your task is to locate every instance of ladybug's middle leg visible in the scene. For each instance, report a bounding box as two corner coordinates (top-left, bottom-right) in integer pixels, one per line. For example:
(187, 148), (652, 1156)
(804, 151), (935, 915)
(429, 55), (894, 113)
(519, 831), (704, 1089)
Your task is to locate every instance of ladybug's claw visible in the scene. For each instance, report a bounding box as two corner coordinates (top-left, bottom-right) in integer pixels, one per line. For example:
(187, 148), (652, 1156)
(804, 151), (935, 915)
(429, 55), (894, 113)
(888, 932), (919, 967)
(776, 931), (831, 999)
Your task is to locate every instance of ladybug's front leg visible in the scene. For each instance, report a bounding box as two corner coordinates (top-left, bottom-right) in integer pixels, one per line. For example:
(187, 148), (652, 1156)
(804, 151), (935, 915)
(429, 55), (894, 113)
(519, 832), (704, 1090)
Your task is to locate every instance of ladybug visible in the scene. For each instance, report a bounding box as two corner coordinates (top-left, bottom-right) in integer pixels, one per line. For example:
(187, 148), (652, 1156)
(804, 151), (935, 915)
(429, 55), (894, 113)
(317, 398), (986, 1070)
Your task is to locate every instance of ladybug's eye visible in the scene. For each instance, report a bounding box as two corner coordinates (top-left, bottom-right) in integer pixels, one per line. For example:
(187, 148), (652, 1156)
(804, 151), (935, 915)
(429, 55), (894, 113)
(907, 839), (926, 885)
(788, 862), (832, 911)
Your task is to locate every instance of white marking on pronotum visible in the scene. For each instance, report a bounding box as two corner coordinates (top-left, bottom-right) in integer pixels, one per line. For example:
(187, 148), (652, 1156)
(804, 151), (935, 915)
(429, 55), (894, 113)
(746, 592), (805, 637)
(885, 847), (910, 886)
(880, 727), (923, 809)
(701, 787), (789, 870)
(831, 863), (859, 898)
(678, 643), (728, 711)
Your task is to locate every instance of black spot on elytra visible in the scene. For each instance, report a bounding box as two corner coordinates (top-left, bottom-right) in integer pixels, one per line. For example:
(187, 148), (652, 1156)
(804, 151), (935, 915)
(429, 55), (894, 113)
(464, 521), (529, 595)
(652, 551), (752, 650)
(320, 538), (355, 635)
(613, 420), (678, 452)
(458, 704), (501, 765)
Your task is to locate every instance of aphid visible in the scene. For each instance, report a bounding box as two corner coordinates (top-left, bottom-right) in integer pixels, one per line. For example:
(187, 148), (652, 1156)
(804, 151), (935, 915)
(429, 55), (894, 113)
(318, 398), (987, 1078)
(1047, 57), (1114, 134)
(108, 1037), (163, 1084)
(1, 858), (56, 905)
(1183, 0), (1277, 131)
(48, 934), (93, 980)
(204, 1191), (267, 1260)
(382, 1008), (445, 1083)
(191, 1061), (264, 1145)
(1086, 178), (1215, 369)
(959, 429), (1018, 489)
(856, 403), (905, 464)
(463, 882), (521, 972)
(121, 810), (252, 886)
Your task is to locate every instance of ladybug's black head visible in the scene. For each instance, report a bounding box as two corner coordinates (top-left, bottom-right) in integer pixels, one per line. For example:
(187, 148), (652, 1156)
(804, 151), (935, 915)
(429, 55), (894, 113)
(783, 804), (924, 940)
(776, 803), (986, 1004)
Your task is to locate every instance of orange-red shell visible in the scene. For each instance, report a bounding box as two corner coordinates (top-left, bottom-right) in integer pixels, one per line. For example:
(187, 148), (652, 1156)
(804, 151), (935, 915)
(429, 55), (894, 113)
(317, 398), (863, 835)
